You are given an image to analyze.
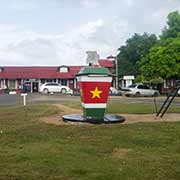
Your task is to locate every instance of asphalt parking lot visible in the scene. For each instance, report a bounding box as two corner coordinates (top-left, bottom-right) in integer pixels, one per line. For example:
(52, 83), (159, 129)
(0, 93), (180, 107)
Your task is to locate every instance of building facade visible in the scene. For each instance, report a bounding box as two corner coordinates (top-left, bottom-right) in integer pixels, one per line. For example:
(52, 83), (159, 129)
(0, 60), (114, 93)
(120, 75), (135, 88)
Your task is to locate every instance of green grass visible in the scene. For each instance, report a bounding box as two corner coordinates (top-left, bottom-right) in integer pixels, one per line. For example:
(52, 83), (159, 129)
(63, 101), (180, 114)
(0, 104), (180, 179)
(107, 103), (180, 114)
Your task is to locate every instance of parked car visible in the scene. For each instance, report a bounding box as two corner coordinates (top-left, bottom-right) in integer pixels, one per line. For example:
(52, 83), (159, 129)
(73, 88), (80, 96)
(109, 87), (122, 96)
(73, 87), (122, 96)
(123, 83), (160, 97)
(39, 83), (73, 95)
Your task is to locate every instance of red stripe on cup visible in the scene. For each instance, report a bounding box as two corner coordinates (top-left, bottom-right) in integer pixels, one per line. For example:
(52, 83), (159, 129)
(79, 81), (111, 103)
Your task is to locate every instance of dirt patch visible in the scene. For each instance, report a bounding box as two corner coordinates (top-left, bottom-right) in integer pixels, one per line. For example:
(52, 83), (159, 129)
(54, 104), (81, 114)
(39, 104), (85, 126)
(112, 148), (131, 159)
(39, 104), (180, 126)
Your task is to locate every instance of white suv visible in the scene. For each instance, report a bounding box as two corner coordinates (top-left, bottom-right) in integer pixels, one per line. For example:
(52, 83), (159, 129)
(124, 83), (160, 97)
(39, 83), (73, 95)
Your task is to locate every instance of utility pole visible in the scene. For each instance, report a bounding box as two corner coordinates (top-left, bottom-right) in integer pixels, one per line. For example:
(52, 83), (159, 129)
(107, 54), (119, 89)
(115, 55), (119, 89)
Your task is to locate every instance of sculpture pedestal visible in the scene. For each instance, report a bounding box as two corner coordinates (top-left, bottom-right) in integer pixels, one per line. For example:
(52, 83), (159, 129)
(62, 114), (125, 124)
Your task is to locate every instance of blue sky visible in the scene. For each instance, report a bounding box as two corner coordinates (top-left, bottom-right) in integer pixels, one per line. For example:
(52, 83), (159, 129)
(0, 0), (179, 66)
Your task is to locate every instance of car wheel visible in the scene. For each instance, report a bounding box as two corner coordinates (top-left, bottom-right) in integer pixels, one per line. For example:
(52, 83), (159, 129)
(135, 92), (140, 97)
(43, 88), (49, 94)
(153, 92), (159, 97)
(61, 88), (67, 94)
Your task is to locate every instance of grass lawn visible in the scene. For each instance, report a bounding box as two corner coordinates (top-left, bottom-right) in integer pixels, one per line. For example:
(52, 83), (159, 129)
(63, 101), (180, 114)
(0, 104), (180, 180)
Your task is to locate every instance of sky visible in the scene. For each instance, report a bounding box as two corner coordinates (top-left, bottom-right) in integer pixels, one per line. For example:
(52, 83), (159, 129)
(0, 0), (180, 66)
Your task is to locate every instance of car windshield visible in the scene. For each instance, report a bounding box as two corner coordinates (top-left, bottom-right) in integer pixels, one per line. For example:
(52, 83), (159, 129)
(128, 84), (136, 88)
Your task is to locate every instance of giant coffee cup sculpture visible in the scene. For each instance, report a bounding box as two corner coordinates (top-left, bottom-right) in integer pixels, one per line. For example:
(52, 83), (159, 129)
(63, 66), (125, 124)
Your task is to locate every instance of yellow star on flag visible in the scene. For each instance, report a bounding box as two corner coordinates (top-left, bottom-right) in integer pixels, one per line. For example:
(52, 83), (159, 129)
(90, 86), (103, 99)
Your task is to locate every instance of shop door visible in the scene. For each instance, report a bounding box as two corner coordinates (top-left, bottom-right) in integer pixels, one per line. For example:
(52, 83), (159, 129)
(32, 82), (39, 92)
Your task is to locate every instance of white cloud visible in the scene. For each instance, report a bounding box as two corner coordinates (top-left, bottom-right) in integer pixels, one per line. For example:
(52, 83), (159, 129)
(80, 0), (99, 8)
(0, 0), (179, 66)
(0, 18), (124, 66)
(123, 0), (134, 6)
(4, 0), (38, 12)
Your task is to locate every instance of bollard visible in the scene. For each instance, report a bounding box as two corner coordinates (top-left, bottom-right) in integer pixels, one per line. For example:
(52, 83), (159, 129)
(21, 93), (27, 106)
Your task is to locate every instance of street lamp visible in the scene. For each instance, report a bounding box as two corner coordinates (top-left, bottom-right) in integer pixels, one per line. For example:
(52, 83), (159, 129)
(115, 56), (118, 89)
(107, 55), (119, 89)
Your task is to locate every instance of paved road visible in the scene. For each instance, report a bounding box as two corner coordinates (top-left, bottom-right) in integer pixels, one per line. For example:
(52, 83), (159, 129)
(0, 93), (80, 106)
(0, 93), (180, 107)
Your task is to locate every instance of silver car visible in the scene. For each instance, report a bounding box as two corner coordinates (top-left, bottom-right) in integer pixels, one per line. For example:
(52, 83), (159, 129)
(39, 83), (73, 95)
(109, 87), (122, 96)
(124, 83), (160, 97)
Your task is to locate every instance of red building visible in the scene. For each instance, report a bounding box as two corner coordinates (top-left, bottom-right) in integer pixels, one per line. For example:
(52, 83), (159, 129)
(0, 60), (114, 93)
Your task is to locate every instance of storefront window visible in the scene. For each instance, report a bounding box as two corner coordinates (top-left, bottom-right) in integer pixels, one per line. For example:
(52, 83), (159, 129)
(59, 67), (68, 72)
(41, 79), (45, 84)
(61, 79), (67, 86)
(9, 80), (16, 89)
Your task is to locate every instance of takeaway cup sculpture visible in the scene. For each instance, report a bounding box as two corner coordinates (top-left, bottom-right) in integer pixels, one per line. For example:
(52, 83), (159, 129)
(76, 66), (112, 123)
(63, 66), (125, 124)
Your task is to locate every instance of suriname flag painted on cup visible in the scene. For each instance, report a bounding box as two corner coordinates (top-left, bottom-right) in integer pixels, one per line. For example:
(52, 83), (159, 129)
(76, 67), (112, 122)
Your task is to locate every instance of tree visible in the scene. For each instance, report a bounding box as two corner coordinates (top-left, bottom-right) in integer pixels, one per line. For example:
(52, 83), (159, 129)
(117, 33), (157, 76)
(139, 37), (180, 80)
(160, 11), (180, 40)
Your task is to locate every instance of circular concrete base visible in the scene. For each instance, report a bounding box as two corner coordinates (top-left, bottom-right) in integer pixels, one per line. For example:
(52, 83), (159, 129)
(62, 114), (125, 124)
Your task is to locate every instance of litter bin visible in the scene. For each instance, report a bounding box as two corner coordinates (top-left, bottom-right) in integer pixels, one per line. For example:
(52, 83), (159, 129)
(76, 66), (112, 123)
